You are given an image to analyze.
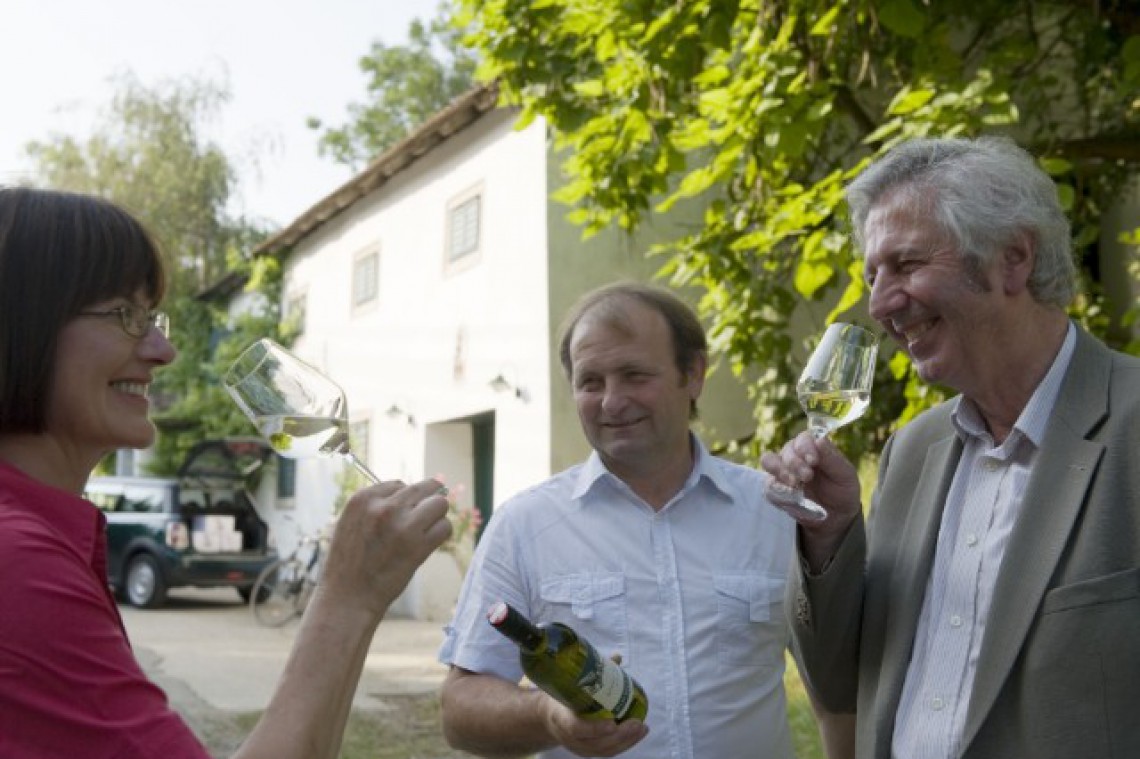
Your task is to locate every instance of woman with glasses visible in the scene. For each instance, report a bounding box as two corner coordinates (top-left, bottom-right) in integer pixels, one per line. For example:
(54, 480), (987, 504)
(0, 187), (453, 759)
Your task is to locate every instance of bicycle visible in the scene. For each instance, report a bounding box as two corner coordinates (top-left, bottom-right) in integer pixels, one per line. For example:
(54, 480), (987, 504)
(249, 524), (329, 627)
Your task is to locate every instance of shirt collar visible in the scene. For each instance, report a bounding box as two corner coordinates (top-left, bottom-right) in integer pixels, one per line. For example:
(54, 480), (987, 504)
(952, 322), (1077, 448)
(0, 459), (106, 564)
(571, 434), (734, 504)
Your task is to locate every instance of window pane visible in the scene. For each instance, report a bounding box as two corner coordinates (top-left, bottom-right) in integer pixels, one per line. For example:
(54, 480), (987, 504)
(123, 486), (168, 513)
(277, 457), (296, 498)
(87, 492), (119, 513)
(448, 195), (481, 262)
(353, 252), (379, 306)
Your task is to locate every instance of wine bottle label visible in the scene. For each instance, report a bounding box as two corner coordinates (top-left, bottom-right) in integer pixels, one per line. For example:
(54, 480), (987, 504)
(578, 647), (636, 718)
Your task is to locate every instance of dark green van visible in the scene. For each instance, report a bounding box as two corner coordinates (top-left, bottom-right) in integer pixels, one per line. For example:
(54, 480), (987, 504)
(85, 438), (277, 608)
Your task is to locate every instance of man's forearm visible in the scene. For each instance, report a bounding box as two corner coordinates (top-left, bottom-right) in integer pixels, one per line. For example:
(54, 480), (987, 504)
(441, 669), (557, 758)
(789, 516), (866, 714)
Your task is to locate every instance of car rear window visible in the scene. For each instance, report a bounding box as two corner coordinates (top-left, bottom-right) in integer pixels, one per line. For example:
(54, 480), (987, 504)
(120, 486), (169, 514)
(86, 483), (171, 514)
(88, 491), (120, 513)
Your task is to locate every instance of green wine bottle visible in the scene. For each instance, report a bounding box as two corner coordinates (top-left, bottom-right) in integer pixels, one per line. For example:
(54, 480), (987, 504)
(487, 601), (649, 723)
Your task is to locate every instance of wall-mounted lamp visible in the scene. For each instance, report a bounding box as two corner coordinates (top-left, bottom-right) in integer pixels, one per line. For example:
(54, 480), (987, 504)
(489, 370), (529, 402)
(385, 403), (416, 426)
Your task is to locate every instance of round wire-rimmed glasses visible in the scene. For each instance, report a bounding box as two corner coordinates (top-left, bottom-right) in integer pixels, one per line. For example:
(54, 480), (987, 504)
(78, 305), (170, 338)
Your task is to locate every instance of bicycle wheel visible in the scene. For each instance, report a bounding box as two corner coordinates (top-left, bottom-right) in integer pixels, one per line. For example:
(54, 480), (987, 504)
(250, 558), (306, 627)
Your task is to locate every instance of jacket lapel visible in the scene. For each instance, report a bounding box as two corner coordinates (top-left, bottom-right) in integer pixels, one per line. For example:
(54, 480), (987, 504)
(960, 328), (1110, 750)
(874, 434), (960, 756)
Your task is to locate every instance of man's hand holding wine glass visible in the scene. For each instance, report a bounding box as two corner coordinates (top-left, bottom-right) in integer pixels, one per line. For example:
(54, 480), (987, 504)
(760, 433), (863, 572)
(763, 323), (878, 523)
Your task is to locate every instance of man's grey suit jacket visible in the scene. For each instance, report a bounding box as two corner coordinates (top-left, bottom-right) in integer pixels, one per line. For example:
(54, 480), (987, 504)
(789, 327), (1140, 759)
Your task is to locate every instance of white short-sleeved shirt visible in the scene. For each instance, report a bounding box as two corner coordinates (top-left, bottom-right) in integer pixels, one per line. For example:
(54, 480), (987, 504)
(439, 437), (797, 759)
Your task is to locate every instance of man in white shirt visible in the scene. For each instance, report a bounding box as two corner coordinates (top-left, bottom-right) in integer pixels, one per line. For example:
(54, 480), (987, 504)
(763, 136), (1140, 759)
(438, 282), (820, 759)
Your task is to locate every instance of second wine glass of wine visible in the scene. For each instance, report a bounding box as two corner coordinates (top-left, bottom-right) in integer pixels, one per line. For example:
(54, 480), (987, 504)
(767, 322), (878, 521)
(223, 338), (381, 484)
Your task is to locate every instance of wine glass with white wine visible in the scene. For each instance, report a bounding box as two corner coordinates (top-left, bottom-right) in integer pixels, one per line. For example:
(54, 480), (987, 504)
(766, 322), (879, 522)
(224, 338), (380, 484)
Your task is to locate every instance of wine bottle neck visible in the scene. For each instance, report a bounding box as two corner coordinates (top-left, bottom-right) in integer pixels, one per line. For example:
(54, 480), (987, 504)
(488, 602), (547, 652)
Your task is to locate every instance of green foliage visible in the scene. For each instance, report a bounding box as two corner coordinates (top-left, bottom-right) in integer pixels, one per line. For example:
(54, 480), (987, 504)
(24, 74), (255, 298)
(460, 0), (1140, 459)
(1122, 225), (1140, 355)
(308, 2), (478, 169)
(150, 261), (296, 475)
(784, 654), (827, 759)
(21, 73), (279, 475)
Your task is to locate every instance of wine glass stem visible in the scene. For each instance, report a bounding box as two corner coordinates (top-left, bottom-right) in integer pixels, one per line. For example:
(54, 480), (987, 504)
(345, 452), (380, 484)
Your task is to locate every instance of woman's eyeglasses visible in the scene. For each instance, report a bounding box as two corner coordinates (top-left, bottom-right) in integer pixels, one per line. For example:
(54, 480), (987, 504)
(77, 305), (170, 339)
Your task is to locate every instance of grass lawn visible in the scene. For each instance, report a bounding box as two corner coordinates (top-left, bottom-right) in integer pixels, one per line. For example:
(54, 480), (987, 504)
(230, 660), (827, 759)
(785, 653), (827, 759)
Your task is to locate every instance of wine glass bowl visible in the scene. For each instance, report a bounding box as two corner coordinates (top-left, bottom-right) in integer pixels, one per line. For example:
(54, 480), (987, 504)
(224, 339), (379, 483)
(767, 323), (879, 521)
(796, 324), (877, 438)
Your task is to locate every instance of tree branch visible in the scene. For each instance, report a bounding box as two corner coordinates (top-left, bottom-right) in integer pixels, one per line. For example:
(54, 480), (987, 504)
(832, 84), (878, 138)
(1058, 0), (1140, 35)
(1048, 136), (1140, 163)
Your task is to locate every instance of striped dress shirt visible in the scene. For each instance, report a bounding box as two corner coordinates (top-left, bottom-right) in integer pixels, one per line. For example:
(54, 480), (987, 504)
(891, 325), (1076, 759)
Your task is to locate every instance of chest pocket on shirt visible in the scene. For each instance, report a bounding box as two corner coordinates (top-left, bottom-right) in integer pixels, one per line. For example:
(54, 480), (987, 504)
(540, 572), (628, 662)
(713, 572), (785, 670)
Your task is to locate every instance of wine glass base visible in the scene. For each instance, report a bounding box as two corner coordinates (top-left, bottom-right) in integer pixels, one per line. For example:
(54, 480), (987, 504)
(766, 482), (828, 522)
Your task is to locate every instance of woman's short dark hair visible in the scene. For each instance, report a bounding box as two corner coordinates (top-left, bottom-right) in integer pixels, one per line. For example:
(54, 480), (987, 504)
(0, 187), (166, 433)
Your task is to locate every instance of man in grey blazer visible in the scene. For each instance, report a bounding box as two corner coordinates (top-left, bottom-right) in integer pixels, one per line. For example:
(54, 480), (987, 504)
(763, 136), (1140, 759)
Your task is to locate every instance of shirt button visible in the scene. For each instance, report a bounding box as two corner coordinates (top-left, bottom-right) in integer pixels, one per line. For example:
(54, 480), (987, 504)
(931, 697), (945, 711)
(966, 533), (979, 547)
(950, 615), (963, 628)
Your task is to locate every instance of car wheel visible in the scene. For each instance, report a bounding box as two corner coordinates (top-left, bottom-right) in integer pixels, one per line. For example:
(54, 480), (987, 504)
(125, 554), (168, 608)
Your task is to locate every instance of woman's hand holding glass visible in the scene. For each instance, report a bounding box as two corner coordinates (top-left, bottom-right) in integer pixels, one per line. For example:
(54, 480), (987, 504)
(322, 479), (453, 616)
(224, 339), (455, 610)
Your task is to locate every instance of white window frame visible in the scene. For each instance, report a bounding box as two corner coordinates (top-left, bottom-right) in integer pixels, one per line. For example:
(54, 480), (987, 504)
(444, 184), (483, 275)
(352, 247), (380, 313)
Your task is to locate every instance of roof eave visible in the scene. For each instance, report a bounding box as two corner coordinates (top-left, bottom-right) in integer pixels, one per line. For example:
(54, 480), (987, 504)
(254, 82), (502, 258)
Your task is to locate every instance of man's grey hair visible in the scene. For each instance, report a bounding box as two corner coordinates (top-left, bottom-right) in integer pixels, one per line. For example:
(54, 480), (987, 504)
(846, 136), (1078, 307)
